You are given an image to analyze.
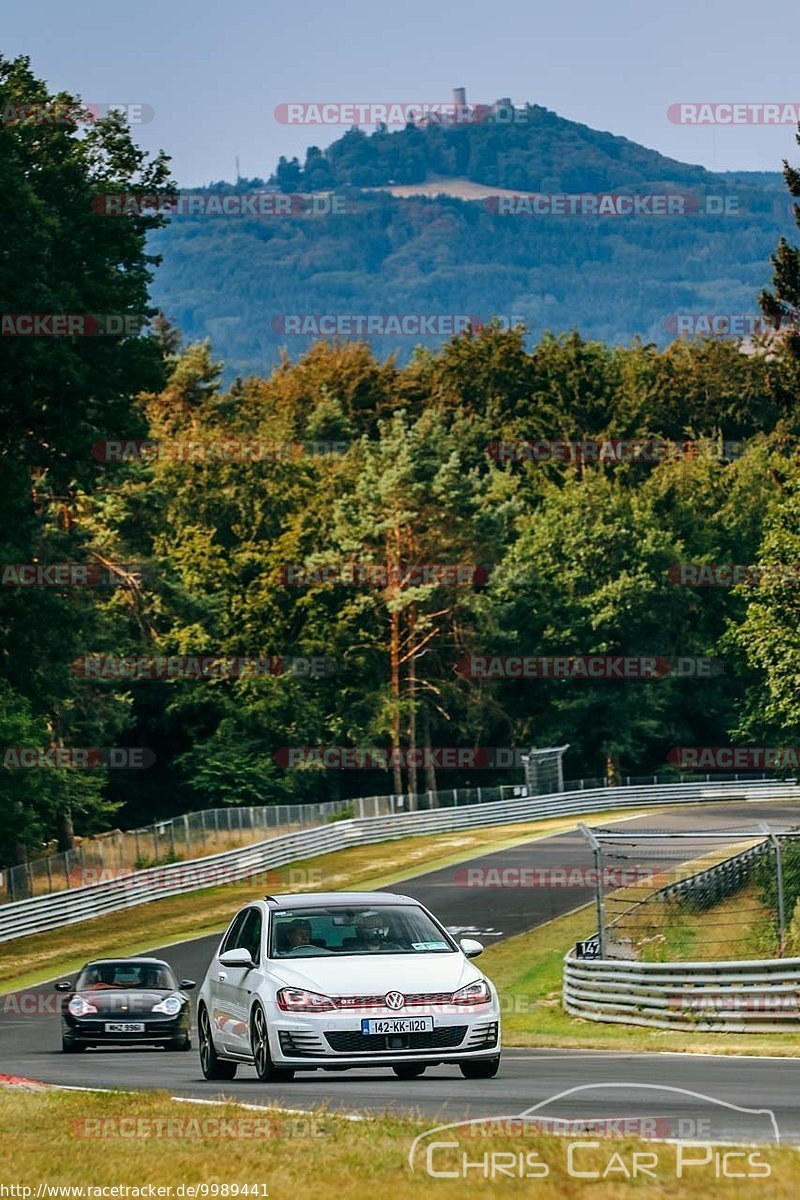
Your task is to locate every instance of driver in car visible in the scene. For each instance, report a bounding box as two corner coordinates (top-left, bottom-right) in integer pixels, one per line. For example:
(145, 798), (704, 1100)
(353, 911), (402, 952)
(85, 965), (119, 990)
(285, 919), (312, 950)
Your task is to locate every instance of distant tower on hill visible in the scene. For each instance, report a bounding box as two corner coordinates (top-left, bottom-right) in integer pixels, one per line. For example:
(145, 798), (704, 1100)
(452, 87), (467, 108)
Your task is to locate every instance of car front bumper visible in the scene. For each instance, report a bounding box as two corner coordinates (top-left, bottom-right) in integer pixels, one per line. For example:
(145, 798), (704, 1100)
(266, 1003), (500, 1069)
(62, 1013), (189, 1046)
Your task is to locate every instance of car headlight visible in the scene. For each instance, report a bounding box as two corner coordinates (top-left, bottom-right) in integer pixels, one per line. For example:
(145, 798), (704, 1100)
(450, 980), (491, 1007)
(152, 995), (183, 1016)
(68, 996), (98, 1017)
(276, 988), (335, 1013)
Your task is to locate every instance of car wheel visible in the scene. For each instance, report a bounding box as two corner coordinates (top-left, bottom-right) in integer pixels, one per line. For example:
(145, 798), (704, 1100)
(250, 1004), (294, 1083)
(198, 1006), (237, 1080)
(61, 1038), (86, 1053)
(392, 1064), (426, 1079)
(459, 1057), (500, 1079)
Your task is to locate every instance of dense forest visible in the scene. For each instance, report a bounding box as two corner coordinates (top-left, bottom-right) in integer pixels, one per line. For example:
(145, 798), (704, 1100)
(3, 56), (800, 870)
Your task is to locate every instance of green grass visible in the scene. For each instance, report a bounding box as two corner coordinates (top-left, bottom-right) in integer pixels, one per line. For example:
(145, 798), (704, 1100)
(1, 1088), (798, 1199)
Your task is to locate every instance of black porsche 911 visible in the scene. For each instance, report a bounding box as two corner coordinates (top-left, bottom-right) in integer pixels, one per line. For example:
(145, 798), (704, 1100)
(56, 957), (195, 1052)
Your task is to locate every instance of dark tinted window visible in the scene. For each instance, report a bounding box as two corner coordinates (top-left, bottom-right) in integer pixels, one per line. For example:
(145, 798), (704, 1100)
(269, 905), (456, 957)
(234, 908), (263, 963)
(220, 910), (248, 956)
(76, 962), (176, 990)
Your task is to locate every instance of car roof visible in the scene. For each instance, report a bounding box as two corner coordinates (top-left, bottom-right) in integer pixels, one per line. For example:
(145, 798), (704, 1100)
(84, 957), (170, 966)
(264, 891), (415, 908)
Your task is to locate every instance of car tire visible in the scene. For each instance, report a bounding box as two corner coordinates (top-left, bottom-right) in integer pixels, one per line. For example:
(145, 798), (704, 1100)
(250, 1004), (294, 1083)
(198, 1006), (237, 1080)
(392, 1064), (426, 1079)
(61, 1038), (86, 1053)
(459, 1057), (500, 1079)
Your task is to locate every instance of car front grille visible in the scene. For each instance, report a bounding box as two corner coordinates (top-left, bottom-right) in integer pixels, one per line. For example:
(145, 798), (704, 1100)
(325, 1026), (467, 1053)
(332, 991), (456, 1009)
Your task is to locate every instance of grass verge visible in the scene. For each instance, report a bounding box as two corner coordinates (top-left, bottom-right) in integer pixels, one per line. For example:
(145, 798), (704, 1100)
(480, 904), (800, 1056)
(0, 806), (656, 994)
(1, 1088), (798, 1199)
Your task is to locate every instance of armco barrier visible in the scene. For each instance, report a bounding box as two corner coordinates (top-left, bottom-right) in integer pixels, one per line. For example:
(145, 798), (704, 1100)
(1, 778), (798, 942)
(563, 953), (800, 1033)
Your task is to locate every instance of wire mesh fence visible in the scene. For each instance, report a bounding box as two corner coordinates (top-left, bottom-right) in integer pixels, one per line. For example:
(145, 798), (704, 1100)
(578, 821), (800, 962)
(0, 768), (781, 905)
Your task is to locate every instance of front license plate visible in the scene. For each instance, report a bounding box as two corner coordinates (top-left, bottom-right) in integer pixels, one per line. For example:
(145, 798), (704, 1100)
(361, 1017), (434, 1035)
(104, 1022), (145, 1032)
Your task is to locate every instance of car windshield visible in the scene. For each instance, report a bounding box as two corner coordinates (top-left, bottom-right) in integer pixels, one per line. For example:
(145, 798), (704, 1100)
(76, 962), (177, 990)
(269, 904), (457, 957)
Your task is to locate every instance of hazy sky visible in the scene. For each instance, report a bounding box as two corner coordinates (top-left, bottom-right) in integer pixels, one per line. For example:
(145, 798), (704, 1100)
(5, 0), (800, 184)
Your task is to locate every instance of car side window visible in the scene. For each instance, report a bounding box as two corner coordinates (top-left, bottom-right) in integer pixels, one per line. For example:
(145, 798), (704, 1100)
(235, 908), (263, 964)
(220, 910), (248, 956)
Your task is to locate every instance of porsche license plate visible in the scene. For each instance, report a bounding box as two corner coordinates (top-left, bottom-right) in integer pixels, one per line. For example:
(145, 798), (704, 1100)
(104, 1022), (145, 1032)
(361, 1017), (433, 1035)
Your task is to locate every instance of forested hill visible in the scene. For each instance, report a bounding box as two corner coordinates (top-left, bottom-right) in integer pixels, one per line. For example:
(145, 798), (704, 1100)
(148, 103), (792, 379)
(268, 104), (718, 193)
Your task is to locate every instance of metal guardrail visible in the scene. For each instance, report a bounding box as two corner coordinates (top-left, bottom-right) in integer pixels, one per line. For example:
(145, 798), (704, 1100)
(3, 785), (538, 904)
(563, 954), (800, 1033)
(2, 777), (798, 942)
(3, 770), (778, 904)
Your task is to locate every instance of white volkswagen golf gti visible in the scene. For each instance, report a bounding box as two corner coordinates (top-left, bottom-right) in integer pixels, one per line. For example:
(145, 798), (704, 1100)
(197, 891), (501, 1081)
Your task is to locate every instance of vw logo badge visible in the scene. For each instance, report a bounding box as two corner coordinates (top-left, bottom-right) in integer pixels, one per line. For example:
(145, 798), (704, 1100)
(385, 991), (405, 1010)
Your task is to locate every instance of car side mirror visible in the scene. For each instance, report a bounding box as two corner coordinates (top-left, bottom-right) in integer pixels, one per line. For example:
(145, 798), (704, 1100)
(218, 947), (255, 969)
(54, 981), (72, 991)
(179, 979), (196, 990)
(460, 938), (484, 959)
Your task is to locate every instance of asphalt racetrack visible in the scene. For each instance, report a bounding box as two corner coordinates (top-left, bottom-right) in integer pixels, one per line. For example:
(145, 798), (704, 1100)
(3, 800), (800, 1142)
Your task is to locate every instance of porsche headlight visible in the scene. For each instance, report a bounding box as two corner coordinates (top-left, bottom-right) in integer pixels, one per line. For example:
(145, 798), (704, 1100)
(152, 995), (183, 1016)
(68, 996), (98, 1017)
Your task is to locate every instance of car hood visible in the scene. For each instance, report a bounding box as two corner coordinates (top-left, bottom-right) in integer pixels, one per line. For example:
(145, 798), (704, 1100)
(266, 953), (485, 996)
